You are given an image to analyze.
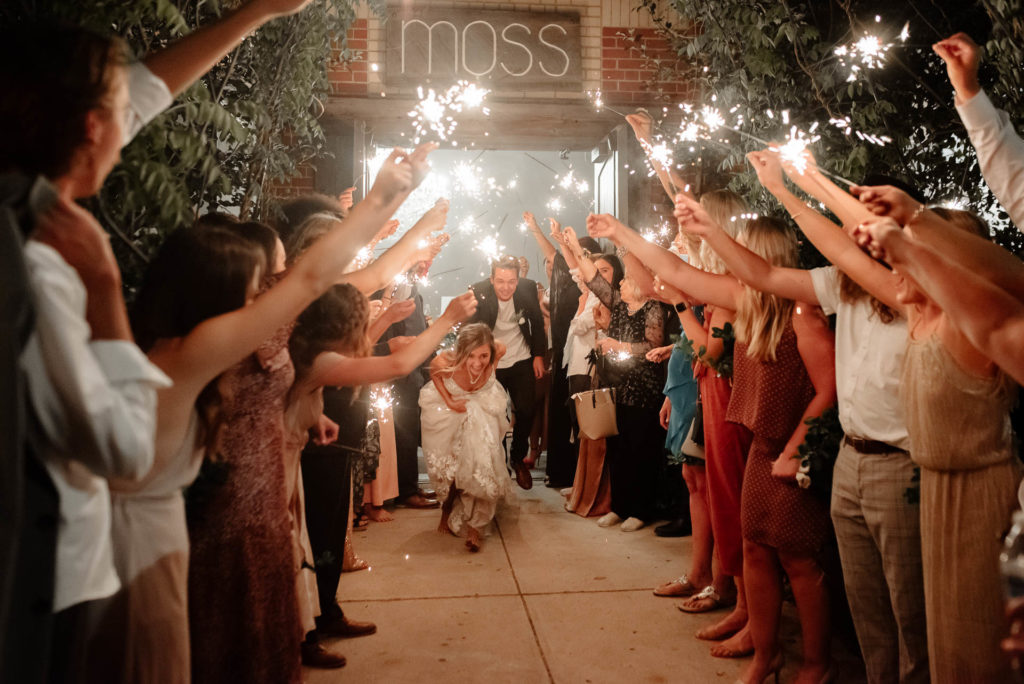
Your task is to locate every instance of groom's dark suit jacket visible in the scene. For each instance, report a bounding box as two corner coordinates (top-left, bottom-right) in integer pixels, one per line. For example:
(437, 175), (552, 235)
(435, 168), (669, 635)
(468, 278), (547, 359)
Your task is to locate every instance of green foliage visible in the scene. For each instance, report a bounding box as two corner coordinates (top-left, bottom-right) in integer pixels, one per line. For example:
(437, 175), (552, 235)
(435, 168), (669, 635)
(673, 321), (735, 377)
(2, 0), (378, 288)
(639, 0), (1024, 251)
(794, 405), (843, 500)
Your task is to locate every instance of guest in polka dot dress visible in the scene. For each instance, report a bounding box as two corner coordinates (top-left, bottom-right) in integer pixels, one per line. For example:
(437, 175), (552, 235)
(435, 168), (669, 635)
(588, 212), (837, 684)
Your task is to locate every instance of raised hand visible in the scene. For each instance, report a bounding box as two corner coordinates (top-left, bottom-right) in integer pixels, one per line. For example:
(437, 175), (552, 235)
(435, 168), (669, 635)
(383, 299), (417, 325)
(851, 217), (906, 263)
(34, 196), (120, 289)
(651, 276), (686, 305)
(387, 335), (415, 353)
(407, 142), (439, 190)
(523, 211), (539, 231)
(369, 148), (414, 204)
(548, 217), (561, 234)
(442, 291), (478, 323)
(585, 213), (620, 241)
(746, 149), (786, 195)
(851, 185), (921, 226)
(594, 304), (611, 331)
(672, 194), (715, 237)
(374, 218), (400, 242)
(337, 186), (356, 212)
(414, 233), (450, 264)
(562, 225), (583, 252)
(625, 110), (654, 143)
(933, 32), (982, 102)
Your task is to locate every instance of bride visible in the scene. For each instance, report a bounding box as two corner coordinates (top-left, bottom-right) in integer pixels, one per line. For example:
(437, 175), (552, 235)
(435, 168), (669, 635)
(420, 322), (513, 551)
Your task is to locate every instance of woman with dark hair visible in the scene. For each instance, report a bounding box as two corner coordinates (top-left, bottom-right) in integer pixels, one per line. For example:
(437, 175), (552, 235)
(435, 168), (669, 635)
(84, 144), (435, 683)
(558, 239), (623, 519)
(421, 323), (513, 552)
(561, 225), (673, 533)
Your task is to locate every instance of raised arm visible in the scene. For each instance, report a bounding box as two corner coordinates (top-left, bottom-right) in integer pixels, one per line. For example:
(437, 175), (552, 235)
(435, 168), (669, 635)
(168, 144), (436, 393)
(747, 150), (901, 310)
(622, 251), (657, 299)
(143, 0), (313, 97)
(773, 305), (837, 482)
(858, 218), (1024, 384)
(853, 184), (1024, 302)
(342, 199), (449, 294)
(626, 111), (691, 203)
(316, 292), (477, 387)
(550, 221), (580, 270)
(561, 226), (598, 285)
(523, 211), (557, 263)
(675, 194), (816, 303)
(586, 213), (741, 310)
(934, 33), (1024, 228)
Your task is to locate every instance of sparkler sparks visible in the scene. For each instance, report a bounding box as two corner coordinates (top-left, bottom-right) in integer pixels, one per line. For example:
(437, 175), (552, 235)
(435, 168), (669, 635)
(474, 234), (506, 262)
(408, 81), (491, 145)
(770, 126), (822, 175)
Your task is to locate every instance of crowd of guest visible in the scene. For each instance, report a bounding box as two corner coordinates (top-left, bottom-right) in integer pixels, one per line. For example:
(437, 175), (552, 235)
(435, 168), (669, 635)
(3, 0), (1024, 682)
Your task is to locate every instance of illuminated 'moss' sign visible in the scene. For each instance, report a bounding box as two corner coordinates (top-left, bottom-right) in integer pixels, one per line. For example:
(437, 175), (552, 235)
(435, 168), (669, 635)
(385, 10), (582, 90)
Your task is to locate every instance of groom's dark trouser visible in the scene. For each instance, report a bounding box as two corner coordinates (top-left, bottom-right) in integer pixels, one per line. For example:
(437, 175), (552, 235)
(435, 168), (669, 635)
(495, 358), (536, 468)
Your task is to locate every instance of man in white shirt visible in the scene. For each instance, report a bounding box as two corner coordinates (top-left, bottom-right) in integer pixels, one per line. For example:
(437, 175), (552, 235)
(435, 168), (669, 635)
(935, 32), (1024, 230)
(469, 257), (547, 489)
(1, 1), (316, 680)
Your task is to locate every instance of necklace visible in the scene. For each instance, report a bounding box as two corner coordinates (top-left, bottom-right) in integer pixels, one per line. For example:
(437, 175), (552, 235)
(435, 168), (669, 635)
(467, 365), (486, 385)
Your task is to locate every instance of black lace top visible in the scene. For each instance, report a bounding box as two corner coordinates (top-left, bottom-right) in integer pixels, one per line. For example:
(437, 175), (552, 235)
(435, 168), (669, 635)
(585, 273), (671, 410)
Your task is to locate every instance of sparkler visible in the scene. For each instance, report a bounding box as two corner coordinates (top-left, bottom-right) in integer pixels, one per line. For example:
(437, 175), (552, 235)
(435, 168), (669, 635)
(408, 81), (491, 145)
(474, 234), (506, 262)
(586, 89), (629, 117)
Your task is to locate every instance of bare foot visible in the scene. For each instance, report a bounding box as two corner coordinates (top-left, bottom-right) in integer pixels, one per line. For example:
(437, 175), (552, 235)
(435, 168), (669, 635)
(466, 528), (481, 552)
(696, 607), (747, 641)
(364, 504), (394, 523)
(710, 625), (753, 658)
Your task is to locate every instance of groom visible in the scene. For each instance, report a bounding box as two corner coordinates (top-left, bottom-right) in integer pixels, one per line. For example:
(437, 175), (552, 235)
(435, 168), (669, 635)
(469, 256), (546, 489)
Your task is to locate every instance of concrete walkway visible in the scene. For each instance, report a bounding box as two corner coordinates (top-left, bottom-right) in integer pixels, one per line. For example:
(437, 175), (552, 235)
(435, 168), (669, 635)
(305, 483), (866, 684)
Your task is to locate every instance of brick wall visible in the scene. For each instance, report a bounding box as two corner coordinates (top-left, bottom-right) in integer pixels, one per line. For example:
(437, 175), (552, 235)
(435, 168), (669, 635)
(600, 27), (688, 105)
(328, 18), (369, 97)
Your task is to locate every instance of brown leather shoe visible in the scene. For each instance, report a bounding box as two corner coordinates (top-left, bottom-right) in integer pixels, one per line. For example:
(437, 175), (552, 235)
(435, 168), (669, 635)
(514, 462), (533, 490)
(317, 615), (378, 639)
(418, 487), (437, 499)
(395, 494), (439, 509)
(300, 641), (346, 668)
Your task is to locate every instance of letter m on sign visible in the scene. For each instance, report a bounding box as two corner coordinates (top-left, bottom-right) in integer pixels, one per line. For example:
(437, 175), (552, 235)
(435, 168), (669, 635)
(401, 20), (459, 77)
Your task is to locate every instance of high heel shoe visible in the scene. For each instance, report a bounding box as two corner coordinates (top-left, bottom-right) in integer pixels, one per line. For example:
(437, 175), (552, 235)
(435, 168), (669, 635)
(734, 651), (783, 684)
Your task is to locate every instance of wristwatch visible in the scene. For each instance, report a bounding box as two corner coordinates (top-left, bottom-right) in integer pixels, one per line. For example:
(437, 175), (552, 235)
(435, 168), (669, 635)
(674, 302), (687, 313)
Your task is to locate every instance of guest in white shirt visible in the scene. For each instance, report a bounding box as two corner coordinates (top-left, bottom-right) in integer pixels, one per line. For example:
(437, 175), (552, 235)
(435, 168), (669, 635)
(934, 32), (1024, 230)
(0, 2), (323, 680)
(677, 164), (928, 684)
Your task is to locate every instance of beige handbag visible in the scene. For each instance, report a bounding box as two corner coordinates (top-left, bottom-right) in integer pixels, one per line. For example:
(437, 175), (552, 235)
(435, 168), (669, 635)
(571, 330), (619, 440)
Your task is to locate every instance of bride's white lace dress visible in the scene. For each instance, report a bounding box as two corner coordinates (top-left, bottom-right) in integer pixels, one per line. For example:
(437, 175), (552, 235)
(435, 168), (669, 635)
(419, 373), (512, 535)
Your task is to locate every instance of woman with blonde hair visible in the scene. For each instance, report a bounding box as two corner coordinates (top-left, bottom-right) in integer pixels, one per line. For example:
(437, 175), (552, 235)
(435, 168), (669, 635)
(421, 323), (514, 552)
(589, 211), (836, 684)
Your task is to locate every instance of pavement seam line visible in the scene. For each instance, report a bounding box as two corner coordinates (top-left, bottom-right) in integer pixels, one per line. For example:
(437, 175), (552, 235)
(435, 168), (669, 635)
(495, 514), (556, 684)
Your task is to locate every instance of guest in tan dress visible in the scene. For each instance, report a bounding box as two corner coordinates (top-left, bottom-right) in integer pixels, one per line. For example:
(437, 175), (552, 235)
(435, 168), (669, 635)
(769, 146), (1024, 683)
(902, 337), (1020, 683)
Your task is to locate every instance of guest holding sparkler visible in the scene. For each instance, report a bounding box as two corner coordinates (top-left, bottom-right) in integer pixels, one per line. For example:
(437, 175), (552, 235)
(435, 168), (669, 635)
(778, 146), (1019, 684)
(589, 210), (837, 684)
(560, 226), (672, 532)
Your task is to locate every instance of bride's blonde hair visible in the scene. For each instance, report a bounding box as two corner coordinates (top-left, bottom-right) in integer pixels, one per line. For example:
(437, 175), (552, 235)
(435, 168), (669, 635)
(734, 217), (799, 362)
(442, 323), (497, 373)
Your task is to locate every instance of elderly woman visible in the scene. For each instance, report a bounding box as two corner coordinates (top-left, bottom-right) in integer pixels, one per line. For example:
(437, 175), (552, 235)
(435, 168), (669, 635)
(562, 227), (673, 532)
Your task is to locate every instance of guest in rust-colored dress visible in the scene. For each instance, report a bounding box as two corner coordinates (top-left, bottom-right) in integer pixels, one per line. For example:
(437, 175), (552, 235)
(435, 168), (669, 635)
(729, 311), (835, 684)
(187, 320), (302, 684)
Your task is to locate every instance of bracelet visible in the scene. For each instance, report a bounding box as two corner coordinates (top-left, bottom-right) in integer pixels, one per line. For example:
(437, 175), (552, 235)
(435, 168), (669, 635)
(789, 209), (807, 221)
(905, 203), (927, 228)
(674, 301), (687, 313)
